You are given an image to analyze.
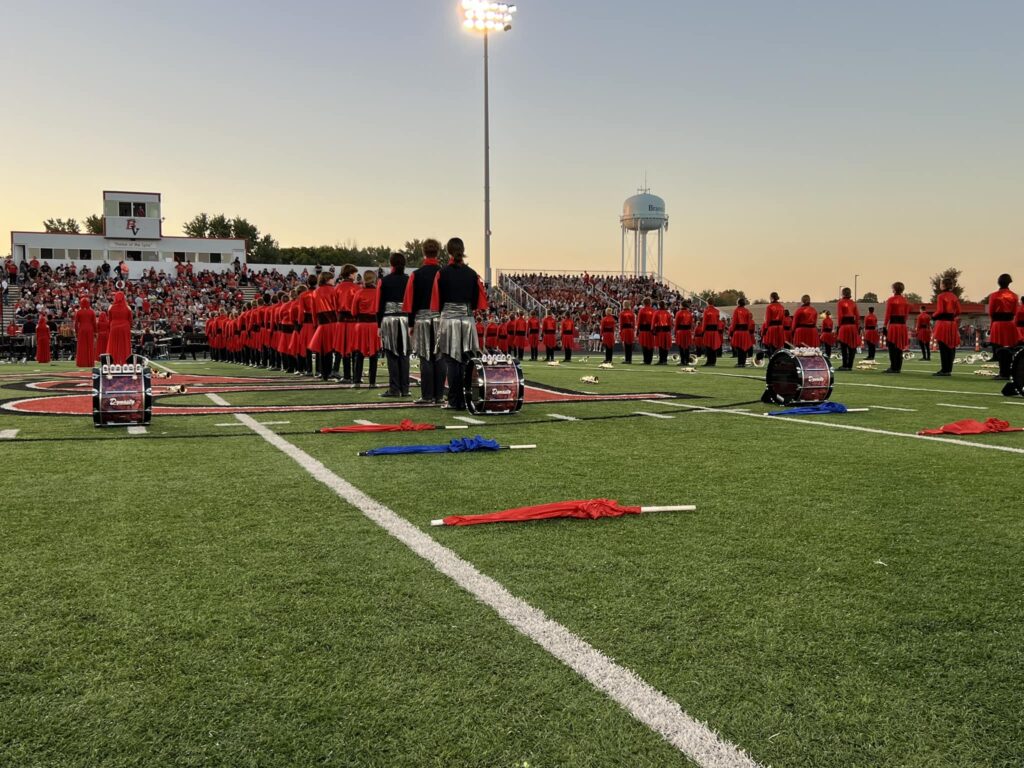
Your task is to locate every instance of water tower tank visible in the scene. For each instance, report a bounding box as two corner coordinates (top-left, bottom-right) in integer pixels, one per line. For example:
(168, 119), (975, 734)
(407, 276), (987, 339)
(621, 193), (668, 232)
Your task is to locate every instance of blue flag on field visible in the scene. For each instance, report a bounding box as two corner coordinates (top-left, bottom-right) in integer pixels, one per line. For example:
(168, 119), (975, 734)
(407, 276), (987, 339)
(768, 402), (848, 417)
(361, 435), (501, 456)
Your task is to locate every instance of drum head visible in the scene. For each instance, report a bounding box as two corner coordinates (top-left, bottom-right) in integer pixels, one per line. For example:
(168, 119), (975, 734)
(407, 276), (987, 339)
(765, 350), (833, 405)
(466, 357), (524, 415)
(1009, 347), (1024, 396)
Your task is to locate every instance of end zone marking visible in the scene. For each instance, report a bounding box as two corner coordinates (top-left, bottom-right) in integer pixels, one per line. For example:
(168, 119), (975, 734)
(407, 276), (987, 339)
(0, 429), (19, 439)
(206, 392), (761, 768)
(454, 415), (486, 425)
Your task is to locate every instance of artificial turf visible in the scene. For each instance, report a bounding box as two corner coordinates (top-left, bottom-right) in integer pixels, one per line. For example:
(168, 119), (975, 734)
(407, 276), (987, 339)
(1, 357), (1022, 767)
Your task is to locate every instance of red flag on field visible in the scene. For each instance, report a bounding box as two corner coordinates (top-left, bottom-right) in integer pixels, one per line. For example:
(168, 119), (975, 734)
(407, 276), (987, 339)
(918, 418), (1024, 436)
(432, 499), (697, 527)
(320, 419), (437, 434)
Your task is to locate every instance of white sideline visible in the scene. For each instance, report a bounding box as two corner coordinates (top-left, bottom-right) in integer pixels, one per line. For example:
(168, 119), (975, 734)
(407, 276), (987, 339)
(127, 426), (148, 435)
(204, 392), (760, 768)
(936, 403), (986, 410)
(635, 411), (674, 420)
(454, 415), (486, 425)
(0, 429), (19, 440)
(547, 413), (579, 421)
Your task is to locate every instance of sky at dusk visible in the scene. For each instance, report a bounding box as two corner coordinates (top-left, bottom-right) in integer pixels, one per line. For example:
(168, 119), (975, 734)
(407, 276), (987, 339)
(2, 0), (1022, 302)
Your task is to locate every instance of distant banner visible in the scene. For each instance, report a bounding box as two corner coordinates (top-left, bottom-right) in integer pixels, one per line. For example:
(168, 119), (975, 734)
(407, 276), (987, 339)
(104, 216), (161, 240)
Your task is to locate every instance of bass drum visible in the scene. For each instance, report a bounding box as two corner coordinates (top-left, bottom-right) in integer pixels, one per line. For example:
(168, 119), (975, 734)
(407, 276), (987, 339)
(1004, 346), (1024, 397)
(762, 349), (834, 405)
(465, 357), (525, 415)
(92, 354), (153, 427)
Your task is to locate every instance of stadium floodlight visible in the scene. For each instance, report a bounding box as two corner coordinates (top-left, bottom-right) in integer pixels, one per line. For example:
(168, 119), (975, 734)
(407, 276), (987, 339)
(459, 1), (519, 286)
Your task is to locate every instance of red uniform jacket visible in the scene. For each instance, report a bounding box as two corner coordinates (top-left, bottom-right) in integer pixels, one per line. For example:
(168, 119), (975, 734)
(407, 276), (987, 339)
(528, 316), (540, 347)
(674, 309), (693, 349)
(836, 299), (861, 348)
(637, 306), (655, 348)
(485, 321), (500, 349)
(653, 309), (672, 349)
(1015, 301), (1024, 342)
(619, 310), (636, 345)
(863, 313), (880, 346)
(932, 293), (961, 348)
(702, 305), (723, 351)
(791, 305), (819, 348)
(988, 288), (1020, 347)
(762, 302), (786, 348)
(600, 315), (616, 347)
(542, 316), (557, 347)
(915, 312), (932, 343)
(513, 316), (528, 349)
(729, 306), (754, 352)
(821, 316), (835, 345)
(884, 295), (910, 350)
(560, 318), (575, 349)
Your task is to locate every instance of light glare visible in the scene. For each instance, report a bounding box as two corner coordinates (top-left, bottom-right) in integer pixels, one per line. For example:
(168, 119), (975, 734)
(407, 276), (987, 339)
(460, 0), (517, 33)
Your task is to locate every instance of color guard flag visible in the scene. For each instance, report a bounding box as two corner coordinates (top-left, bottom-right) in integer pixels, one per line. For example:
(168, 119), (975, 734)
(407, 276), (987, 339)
(431, 499), (696, 527)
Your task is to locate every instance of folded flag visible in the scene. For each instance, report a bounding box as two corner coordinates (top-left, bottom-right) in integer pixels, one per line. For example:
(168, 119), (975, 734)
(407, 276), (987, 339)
(431, 498), (696, 527)
(321, 419), (443, 434)
(918, 418), (1024, 436)
(359, 435), (535, 457)
(769, 402), (849, 416)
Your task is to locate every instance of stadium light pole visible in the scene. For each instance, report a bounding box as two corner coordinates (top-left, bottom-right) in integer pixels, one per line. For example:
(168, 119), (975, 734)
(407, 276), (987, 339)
(854, 274), (860, 300)
(460, 1), (517, 287)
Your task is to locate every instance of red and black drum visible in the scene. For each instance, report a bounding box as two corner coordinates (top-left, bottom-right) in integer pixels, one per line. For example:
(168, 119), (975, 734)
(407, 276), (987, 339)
(762, 349), (834, 405)
(1004, 347), (1024, 397)
(465, 355), (525, 415)
(92, 354), (153, 427)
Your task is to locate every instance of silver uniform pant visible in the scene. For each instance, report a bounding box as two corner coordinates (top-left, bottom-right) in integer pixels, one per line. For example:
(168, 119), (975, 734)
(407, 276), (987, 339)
(435, 304), (481, 361)
(412, 310), (440, 359)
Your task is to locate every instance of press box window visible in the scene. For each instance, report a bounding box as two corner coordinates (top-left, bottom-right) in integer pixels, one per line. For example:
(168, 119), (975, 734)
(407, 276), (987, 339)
(126, 250), (142, 261)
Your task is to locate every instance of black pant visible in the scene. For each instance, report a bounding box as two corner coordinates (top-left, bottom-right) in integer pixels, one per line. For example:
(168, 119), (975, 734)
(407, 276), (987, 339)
(319, 351), (334, 380)
(995, 345), (1014, 378)
(886, 342), (903, 373)
(385, 350), (410, 394)
(353, 351), (377, 386)
(938, 342), (955, 373)
(419, 355), (446, 401)
(546, 347), (555, 362)
(821, 344), (831, 359)
(642, 346), (653, 365)
(866, 342), (876, 360)
(444, 355), (467, 409)
(678, 346), (689, 365)
(657, 347), (668, 364)
(530, 345), (538, 361)
(840, 343), (856, 369)
(564, 346), (572, 362)
(623, 343), (633, 363)
(736, 349), (748, 367)
(919, 341), (931, 360)
(704, 347), (718, 366)
(604, 345), (613, 363)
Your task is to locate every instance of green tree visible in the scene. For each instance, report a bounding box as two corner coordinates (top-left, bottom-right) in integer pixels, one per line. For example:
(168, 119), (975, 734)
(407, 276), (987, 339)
(714, 288), (747, 307)
(182, 213), (280, 262)
(183, 213), (210, 239)
(905, 291), (923, 305)
(930, 267), (964, 300)
(84, 215), (104, 235)
(696, 289), (718, 305)
(43, 218), (80, 234)
(860, 292), (879, 303)
(207, 215), (233, 239)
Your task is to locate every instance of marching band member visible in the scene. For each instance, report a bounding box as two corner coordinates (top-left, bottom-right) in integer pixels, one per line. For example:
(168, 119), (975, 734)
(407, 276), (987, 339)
(654, 301), (672, 365)
(987, 274), (1019, 380)
(560, 315), (575, 362)
(430, 237), (487, 410)
(619, 300), (636, 364)
(485, 315), (500, 351)
(792, 295), (819, 349)
(883, 282), (910, 374)
(637, 298), (655, 365)
(932, 278), (961, 376)
(334, 264), (361, 382)
(836, 287), (861, 371)
(74, 297), (97, 367)
(783, 309), (794, 346)
(497, 317), (510, 354)
(35, 309), (52, 364)
(350, 269), (381, 388)
(308, 272), (340, 382)
(542, 310), (557, 361)
(403, 240), (445, 402)
(96, 305), (110, 359)
(600, 307), (616, 363)
(528, 310), (540, 360)
(729, 298), (754, 368)
(761, 293), (786, 356)
(915, 305), (932, 361)
(674, 300), (693, 365)
(820, 311), (834, 359)
(106, 291), (134, 365)
(863, 307), (880, 360)
(1016, 295), (1024, 343)
(513, 311), (528, 361)
(378, 253), (411, 397)
(701, 303), (723, 366)
(299, 275), (318, 375)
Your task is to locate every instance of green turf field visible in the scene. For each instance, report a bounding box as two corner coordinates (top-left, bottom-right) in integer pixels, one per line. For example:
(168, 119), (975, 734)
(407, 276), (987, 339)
(2, 356), (1022, 767)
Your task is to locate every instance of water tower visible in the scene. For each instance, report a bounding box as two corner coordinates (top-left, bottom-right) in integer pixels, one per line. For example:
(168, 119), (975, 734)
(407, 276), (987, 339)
(620, 189), (668, 280)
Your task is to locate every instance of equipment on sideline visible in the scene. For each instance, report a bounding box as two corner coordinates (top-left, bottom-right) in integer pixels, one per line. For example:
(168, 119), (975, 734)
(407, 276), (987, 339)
(92, 354), (153, 427)
(358, 435), (536, 457)
(762, 348), (834, 405)
(464, 355), (525, 415)
(1003, 347), (1024, 397)
(431, 498), (696, 527)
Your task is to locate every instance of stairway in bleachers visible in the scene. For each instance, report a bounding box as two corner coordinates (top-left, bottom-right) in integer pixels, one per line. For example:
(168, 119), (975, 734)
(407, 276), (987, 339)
(2, 285), (22, 328)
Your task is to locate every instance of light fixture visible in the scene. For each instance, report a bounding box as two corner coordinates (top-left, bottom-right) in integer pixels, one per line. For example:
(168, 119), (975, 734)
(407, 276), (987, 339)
(460, 0), (517, 34)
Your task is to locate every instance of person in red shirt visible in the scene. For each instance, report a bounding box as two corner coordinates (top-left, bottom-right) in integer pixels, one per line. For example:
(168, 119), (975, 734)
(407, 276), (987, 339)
(820, 311), (835, 358)
(36, 310), (52, 364)
(334, 264), (361, 382)
(915, 307), (932, 360)
(618, 300), (636, 364)
(987, 273), (1019, 379)
(542, 310), (557, 361)
(729, 298), (754, 368)
(308, 272), (340, 381)
(637, 298), (655, 365)
(106, 291), (134, 365)
(527, 310), (540, 361)
(783, 310), (794, 346)
(761, 293), (786, 355)
(673, 300), (693, 365)
(883, 282), (910, 374)
(1015, 296), (1024, 344)
(836, 287), (861, 371)
(475, 315), (486, 352)
(862, 307), (880, 360)
(484, 315), (500, 351)
(74, 297), (97, 367)
(932, 279), (961, 376)
(512, 311), (528, 361)
(496, 317), (510, 354)
(701, 304), (723, 366)
(599, 308), (616, 363)
(792, 296), (819, 349)
(653, 301), (672, 365)
(560, 316), (575, 362)
(350, 269), (381, 387)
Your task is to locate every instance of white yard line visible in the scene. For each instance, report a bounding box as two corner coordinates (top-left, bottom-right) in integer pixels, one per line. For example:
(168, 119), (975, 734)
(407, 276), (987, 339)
(454, 415), (486, 425)
(354, 420), (379, 426)
(664, 402), (1024, 456)
(547, 413), (579, 421)
(204, 392), (760, 768)
(702, 371), (1004, 397)
(148, 360), (179, 375)
(635, 411), (674, 420)
(936, 403), (987, 411)
(127, 426), (148, 435)
(0, 429), (19, 440)
(871, 406), (917, 412)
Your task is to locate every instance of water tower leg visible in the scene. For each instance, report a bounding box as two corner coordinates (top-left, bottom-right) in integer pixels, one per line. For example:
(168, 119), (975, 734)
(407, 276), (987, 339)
(657, 227), (664, 281)
(621, 226), (626, 276)
(641, 231), (648, 277)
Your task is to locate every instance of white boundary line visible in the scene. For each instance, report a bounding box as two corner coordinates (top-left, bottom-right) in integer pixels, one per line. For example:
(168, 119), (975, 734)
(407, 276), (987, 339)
(204, 392), (760, 768)
(635, 411), (675, 420)
(454, 415), (486, 425)
(936, 403), (987, 410)
(0, 429), (19, 440)
(547, 413), (579, 421)
(127, 426), (148, 435)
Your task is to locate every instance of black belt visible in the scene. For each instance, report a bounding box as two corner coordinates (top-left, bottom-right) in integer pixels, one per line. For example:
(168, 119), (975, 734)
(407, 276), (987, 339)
(655, 326), (670, 332)
(865, 325), (877, 330)
(888, 317), (906, 325)
(677, 325), (692, 330)
(621, 324), (634, 330)
(992, 312), (1014, 321)
(934, 313), (954, 321)
(340, 312), (355, 322)
(796, 323), (815, 328)
(303, 313), (313, 322)
(529, 330), (539, 335)
(840, 318), (856, 325)
(704, 324), (719, 332)
(280, 324), (294, 332)
(356, 314), (376, 322)
(317, 312), (339, 324)
(515, 331), (526, 336)
(733, 324), (749, 331)
(768, 320), (782, 327)
(1017, 322), (1024, 328)
(638, 324), (652, 332)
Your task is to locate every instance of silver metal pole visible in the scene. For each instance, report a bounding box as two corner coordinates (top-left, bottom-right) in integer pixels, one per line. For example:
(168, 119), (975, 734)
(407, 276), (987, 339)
(483, 31), (491, 286)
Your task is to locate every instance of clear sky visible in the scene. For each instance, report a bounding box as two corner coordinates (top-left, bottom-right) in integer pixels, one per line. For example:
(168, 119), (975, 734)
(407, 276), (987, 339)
(3, 0), (1022, 302)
